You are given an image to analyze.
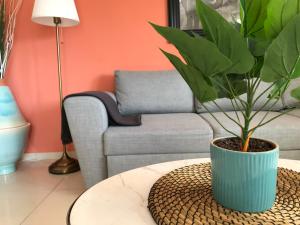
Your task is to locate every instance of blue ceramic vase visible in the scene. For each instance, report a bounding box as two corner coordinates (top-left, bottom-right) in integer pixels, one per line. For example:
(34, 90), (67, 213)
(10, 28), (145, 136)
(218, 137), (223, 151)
(210, 137), (279, 213)
(0, 84), (30, 175)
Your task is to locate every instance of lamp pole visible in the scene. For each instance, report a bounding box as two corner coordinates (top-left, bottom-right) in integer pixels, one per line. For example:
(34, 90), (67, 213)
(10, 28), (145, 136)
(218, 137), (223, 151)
(54, 17), (63, 110)
(48, 17), (80, 174)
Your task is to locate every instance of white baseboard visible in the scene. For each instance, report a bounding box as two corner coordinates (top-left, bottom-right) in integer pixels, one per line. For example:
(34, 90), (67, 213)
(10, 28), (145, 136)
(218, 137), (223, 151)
(22, 151), (77, 161)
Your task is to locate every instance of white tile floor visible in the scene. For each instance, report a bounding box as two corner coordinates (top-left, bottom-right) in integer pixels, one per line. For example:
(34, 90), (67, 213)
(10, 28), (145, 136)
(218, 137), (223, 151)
(0, 160), (85, 225)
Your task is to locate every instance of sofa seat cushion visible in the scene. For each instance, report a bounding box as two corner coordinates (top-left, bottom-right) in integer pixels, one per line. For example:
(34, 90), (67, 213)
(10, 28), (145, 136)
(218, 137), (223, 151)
(200, 111), (300, 150)
(287, 109), (300, 118)
(283, 77), (300, 108)
(104, 113), (213, 156)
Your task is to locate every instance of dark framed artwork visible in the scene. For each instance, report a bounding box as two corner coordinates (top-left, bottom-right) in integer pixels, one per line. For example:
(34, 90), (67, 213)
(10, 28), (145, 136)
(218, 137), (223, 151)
(168, 0), (240, 35)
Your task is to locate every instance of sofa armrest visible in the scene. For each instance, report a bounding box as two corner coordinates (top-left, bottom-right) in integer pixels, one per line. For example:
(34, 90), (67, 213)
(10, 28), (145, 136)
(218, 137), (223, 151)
(64, 95), (111, 188)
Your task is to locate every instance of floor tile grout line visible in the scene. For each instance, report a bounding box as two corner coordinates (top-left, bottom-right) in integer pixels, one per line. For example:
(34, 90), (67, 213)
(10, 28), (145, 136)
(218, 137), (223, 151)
(19, 177), (66, 225)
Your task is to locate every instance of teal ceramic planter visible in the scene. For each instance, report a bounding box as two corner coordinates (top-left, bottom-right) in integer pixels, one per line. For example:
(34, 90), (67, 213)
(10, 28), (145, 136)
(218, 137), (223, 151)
(0, 123), (30, 175)
(210, 137), (279, 213)
(0, 85), (26, 129)
(0, 85), (30, 175)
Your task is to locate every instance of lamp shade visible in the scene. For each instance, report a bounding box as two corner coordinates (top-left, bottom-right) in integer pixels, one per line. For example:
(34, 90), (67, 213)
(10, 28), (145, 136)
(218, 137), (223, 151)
(32, 0), (79, 27)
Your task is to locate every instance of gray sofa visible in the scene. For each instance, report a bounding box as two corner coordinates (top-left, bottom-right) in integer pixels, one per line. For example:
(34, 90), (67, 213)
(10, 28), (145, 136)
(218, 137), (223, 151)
(64, 70), (300, 188)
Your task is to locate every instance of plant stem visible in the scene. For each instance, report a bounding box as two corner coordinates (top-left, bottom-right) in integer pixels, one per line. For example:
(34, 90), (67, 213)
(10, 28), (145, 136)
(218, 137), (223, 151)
(251, 83), (274, 109)
(249, 108), (295, 133)
(230, 98), (241, 123)
(241, 76), (255, 151)
(214, 77), (247, 113)
(250, 80), (289, 121)
(254, 95), (284, 128)
(224, 75), (247, 110)
(201, 103), (240, 138)
(242, 130), (253, 152)
(212, 100), (243, 128)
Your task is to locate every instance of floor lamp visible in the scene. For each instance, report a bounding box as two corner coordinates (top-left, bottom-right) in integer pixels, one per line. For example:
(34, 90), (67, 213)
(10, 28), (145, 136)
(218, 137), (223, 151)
(32, 0), (80, 174)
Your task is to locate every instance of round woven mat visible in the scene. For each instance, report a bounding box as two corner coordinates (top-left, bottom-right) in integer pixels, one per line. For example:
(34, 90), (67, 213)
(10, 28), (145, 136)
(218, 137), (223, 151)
(148, 163), (300, 225)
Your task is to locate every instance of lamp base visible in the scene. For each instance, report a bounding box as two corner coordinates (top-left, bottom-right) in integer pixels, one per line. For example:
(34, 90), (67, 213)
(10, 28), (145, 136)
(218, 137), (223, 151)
(48, 151), (80, 175)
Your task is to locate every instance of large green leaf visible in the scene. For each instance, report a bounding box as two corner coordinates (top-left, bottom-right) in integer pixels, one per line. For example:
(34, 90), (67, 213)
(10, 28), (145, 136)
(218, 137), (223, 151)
(240, 0), (271, 38)
(248, 38), (270, 56)
(291, 86), (300, 100)
(196, 0), (254, 74)
(150, 23), (232, 77)
(265, 0), (300, 39)
(261, 15), (300, 82)
(213, 74), (247, 99)
(250, 56), (264, 77)
(161, 50), (218, 102)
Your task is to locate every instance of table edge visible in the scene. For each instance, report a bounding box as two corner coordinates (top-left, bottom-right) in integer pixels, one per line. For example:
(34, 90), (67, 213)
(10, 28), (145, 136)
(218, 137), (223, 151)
(66, 191), (86, 225)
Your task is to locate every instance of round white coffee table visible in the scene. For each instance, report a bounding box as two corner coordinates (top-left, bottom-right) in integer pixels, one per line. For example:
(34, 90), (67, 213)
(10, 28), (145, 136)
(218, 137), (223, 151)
(68, 158), (300, 225)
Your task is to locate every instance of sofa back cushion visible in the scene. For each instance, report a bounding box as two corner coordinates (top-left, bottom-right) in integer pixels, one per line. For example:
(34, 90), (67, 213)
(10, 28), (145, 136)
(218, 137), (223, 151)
(283, 77), (300, 108)
(195, 81), (284, 113)
(115, 70), (194, 115)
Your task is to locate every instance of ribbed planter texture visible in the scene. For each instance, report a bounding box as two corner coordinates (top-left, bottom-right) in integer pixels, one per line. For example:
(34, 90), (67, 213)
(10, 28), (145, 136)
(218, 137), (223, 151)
(0, 83), (30, 175)
(210, 137), (279, 213)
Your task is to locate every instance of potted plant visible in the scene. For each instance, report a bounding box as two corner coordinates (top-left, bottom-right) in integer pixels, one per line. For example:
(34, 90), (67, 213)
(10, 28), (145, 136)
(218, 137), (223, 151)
(0, 0), (30, 175)
(151, 0), (300, 212)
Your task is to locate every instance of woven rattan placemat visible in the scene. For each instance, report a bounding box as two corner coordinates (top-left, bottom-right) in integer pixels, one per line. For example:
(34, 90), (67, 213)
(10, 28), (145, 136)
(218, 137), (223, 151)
(148, 163), (300, 225)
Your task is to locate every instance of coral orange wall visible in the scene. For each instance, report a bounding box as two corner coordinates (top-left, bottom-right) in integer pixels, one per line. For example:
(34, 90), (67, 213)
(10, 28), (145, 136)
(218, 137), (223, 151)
(6, 0), (174, 153)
